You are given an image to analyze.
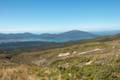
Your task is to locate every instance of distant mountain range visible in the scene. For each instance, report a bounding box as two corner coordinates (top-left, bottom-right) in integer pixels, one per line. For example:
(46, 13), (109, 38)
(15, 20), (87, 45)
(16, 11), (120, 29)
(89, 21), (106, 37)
(0, 30), (120, 53)
(92, 30), (120, 36)
(0, 30), (97, 43)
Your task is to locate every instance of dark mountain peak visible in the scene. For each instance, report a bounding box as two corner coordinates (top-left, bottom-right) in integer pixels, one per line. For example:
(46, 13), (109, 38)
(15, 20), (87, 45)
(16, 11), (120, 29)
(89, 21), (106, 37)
(60, 30), (95, 36)
(66, 30), (84, 32)
(22, 32), (33, 35)
(65, 30), (81, 33)
(61, 30), (92, 35)
(40, 33), (52, 36)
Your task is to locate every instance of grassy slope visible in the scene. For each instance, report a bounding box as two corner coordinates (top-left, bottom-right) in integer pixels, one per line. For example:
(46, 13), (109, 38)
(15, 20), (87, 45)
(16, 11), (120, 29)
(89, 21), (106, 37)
(1, 36), (120, 80)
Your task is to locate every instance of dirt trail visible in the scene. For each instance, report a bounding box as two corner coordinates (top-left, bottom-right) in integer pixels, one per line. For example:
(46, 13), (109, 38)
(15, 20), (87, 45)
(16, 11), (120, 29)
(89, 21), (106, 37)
(79, 48), (102, 55)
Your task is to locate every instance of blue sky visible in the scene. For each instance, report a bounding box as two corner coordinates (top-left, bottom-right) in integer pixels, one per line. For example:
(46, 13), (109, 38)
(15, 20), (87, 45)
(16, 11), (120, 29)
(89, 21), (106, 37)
(0, 0), (120, 33)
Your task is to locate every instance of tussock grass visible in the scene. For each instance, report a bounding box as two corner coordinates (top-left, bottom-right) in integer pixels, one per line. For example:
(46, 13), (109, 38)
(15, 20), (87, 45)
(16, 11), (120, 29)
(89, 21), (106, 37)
(0, 65), (37, 80)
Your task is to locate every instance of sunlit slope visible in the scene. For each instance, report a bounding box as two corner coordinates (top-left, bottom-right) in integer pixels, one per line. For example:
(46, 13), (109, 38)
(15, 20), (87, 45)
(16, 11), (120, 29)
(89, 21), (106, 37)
(1, 35), (120, 80)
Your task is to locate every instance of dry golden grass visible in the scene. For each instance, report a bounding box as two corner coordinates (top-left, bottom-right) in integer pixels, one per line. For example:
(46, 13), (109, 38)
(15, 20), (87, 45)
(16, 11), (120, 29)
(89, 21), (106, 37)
(0, 65), (37, 80)
(0, 65), (62, 80)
